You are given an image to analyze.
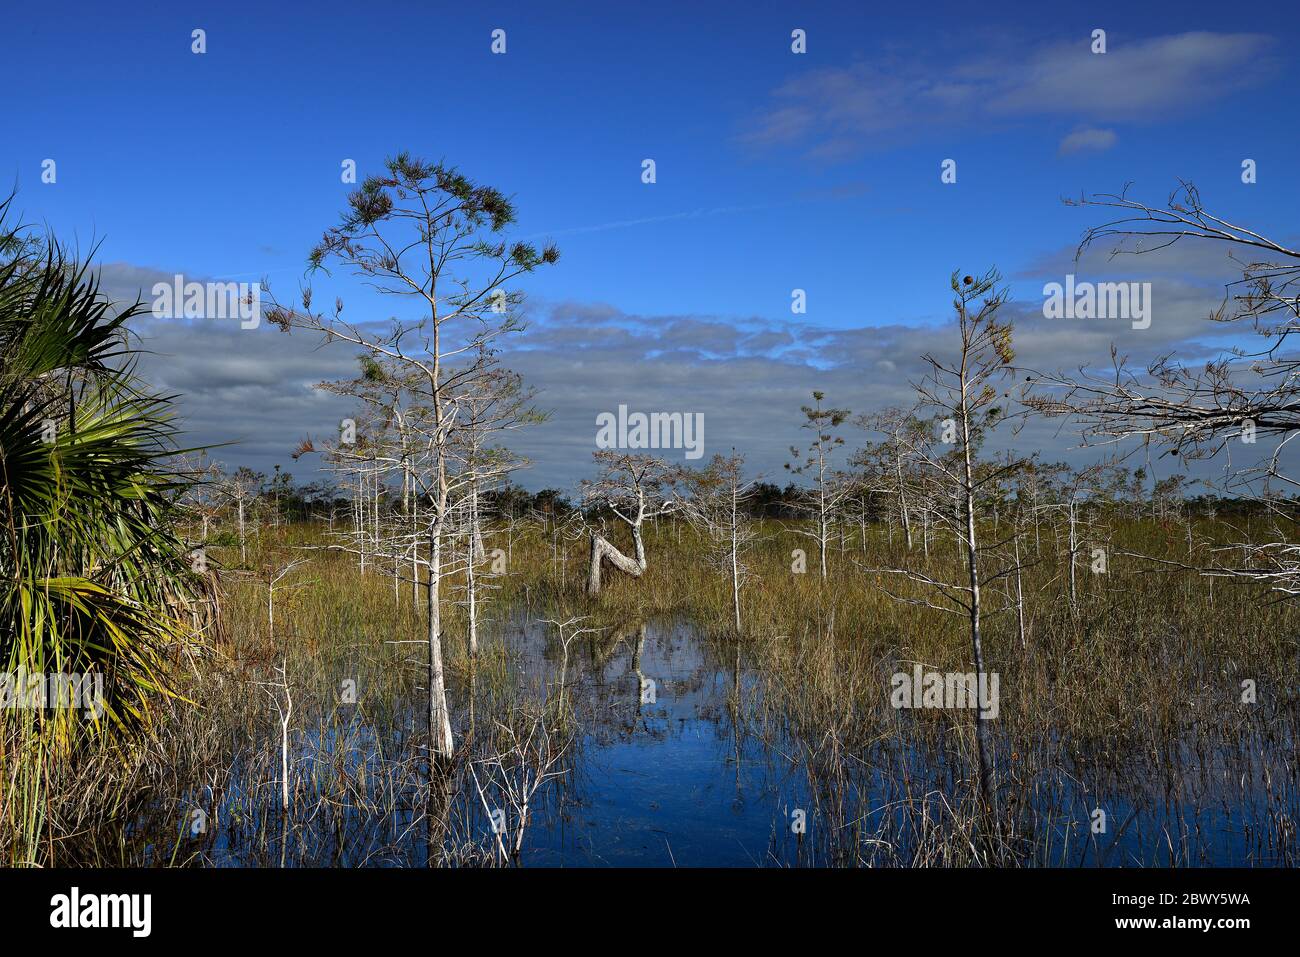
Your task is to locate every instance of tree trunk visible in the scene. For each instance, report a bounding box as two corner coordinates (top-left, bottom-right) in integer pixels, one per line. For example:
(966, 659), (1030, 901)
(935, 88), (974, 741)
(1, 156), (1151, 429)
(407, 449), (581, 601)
(586, 525), (645, 596)
(731, 481), (743, 632)
(1014, 531), (1026, 650)
(411, 495), (421, 609)
(1067, 501), (1078, 612)
(960, 410), (995, 817)
(730, 533), (742, 633)
(470, 480), (486, 561)
(818, 510), (828, 580)
(467, 518), (478, 659)
(427, 522), (454, 761)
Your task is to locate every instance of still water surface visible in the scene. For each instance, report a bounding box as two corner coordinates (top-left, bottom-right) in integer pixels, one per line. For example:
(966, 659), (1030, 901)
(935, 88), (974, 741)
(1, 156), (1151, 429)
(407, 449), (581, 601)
(114, 615), (1294, 867)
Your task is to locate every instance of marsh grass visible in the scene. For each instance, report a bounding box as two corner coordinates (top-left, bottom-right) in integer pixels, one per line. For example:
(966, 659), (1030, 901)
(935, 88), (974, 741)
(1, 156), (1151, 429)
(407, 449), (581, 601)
(507, 514), (1299, 865)
(16, 512), (1299, 867)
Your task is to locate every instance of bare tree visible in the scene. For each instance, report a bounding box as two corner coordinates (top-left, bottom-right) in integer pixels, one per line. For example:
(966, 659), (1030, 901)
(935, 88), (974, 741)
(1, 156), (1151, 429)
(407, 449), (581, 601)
(785, 391), (853, 580)
(869, 270), (1022, 813)
(468, 708), (569, 865)
(223, 466), (263, 567)
(1028, 182), (1300, 593)
(259, 556), (313, 637)
(256, 659), (294, 813)
(447, 367), (543, 658)
(855, 407), (929, 552)
(266, 152), (558, 762)
(1031, 462), (1117, 614)
(176, 452), (226, 543)
(580, 451), (676, 596)
(677, 452), (759, 632)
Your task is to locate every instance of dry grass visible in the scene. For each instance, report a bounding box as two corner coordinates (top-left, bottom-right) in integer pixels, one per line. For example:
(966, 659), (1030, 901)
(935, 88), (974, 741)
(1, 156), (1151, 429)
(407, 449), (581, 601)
(10, 511), (1299, 866)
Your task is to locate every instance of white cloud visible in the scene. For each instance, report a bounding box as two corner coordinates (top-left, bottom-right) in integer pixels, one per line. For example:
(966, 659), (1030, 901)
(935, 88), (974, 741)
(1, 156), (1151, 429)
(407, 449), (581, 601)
(742, 32), (1276, 159)
(1058, 128), (1117, 155)
(94, 244), (1286, 493)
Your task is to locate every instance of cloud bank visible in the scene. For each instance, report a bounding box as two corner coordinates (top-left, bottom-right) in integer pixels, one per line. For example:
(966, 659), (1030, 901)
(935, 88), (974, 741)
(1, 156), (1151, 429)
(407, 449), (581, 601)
(99, 237), (1277, 495)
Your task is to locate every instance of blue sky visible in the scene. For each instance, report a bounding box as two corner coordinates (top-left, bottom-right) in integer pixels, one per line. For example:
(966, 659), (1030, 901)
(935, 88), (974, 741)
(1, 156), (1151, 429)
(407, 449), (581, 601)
(6, 1), (1299, 489)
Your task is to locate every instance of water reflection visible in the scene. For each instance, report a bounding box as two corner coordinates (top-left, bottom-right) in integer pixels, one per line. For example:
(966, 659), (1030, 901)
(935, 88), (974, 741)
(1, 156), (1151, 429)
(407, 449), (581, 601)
(512, 616), (807, 866)
(96, 614), (1297, 867)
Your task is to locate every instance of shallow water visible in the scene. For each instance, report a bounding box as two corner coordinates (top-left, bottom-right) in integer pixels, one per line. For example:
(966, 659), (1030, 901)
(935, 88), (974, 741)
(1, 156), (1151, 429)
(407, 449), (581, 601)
(508, 617), (810, 866)
(106, 614), (1298, 867)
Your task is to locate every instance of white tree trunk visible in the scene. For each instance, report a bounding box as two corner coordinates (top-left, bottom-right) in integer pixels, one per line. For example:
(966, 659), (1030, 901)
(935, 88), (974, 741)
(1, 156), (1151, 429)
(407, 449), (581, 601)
(467, 518), (479, 659)
(427, 521), (454, 760)
(960, 401), (994, 813)
(586, 525), (646, 596)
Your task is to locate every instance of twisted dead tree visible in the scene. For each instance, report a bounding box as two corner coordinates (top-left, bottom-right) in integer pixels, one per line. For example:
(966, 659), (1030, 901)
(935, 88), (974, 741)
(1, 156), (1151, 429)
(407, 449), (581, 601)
(1028, 182), (1300, 594)
(580, 451), (676, 596)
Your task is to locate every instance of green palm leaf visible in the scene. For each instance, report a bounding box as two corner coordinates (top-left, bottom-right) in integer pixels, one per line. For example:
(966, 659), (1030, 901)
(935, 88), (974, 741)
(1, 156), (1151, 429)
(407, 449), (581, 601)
(0, 195), (205, 862)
